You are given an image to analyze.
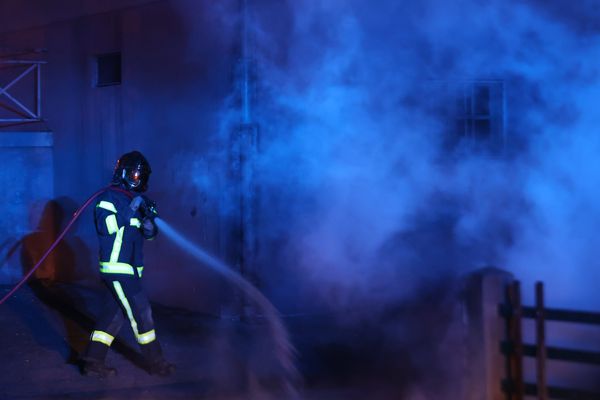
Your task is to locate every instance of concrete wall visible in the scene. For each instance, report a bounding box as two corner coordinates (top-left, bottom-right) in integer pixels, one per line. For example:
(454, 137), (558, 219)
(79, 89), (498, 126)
(0, 0), (239, 315)
(0, 132), (54, 283)
(0, 0), (159, 34)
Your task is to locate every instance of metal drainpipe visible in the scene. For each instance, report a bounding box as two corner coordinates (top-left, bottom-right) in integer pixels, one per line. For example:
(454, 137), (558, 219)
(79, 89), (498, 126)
(229, 0), (258, 319)
(241, 0), (251, 125)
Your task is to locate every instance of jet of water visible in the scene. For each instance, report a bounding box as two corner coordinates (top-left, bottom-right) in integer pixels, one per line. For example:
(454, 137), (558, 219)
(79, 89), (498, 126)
(154, 217), (299, 389)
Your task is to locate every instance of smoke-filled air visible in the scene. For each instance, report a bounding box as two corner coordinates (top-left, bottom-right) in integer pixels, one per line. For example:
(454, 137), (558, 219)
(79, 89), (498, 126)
(202, 0), (600, 312)
(174, 0), (600, 397)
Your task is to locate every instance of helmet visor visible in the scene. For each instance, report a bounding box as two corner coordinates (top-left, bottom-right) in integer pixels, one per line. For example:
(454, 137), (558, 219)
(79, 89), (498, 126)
(124, 167), (148, 190)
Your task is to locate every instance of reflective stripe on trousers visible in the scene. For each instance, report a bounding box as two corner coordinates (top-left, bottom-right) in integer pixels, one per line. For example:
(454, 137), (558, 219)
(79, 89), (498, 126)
(112, 281), (156, 345)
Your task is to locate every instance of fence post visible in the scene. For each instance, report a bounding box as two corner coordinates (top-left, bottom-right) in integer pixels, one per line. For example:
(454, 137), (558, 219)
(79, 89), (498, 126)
(535, 281), (548, 400)
(463, 267), (514, 400)
(507, 281), (524, 400)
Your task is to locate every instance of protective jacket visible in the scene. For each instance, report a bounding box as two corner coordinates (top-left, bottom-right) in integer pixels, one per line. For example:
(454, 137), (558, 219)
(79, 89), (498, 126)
(94, 188), (156, 278)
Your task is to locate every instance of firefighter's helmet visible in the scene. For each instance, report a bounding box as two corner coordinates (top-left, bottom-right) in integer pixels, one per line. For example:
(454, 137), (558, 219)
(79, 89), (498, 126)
(111, 151), (152, 192)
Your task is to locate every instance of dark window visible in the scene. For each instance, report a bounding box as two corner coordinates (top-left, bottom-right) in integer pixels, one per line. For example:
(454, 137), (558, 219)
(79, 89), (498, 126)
(96, 52), (121, 87)
(456, 81), (502, 139)
(420, 79), (506, 152)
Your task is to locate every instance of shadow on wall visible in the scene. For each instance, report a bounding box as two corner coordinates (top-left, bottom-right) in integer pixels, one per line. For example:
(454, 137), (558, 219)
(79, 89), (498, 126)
(20, 198), (87, 283)
(18, 198), (95, 364)
(17, 198), (144, 368)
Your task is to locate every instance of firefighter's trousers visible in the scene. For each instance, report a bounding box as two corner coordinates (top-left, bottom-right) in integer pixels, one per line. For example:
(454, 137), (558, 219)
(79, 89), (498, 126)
(83, 274), (163, 363)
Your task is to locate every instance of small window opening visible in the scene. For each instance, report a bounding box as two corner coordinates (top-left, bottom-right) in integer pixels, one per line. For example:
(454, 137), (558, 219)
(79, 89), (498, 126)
(96, 52), (121, 87)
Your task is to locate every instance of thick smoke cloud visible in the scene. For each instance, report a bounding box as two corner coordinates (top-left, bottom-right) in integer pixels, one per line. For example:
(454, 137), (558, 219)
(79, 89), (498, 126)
(171, 0), (600, 396)
(235, 0), (600, 312)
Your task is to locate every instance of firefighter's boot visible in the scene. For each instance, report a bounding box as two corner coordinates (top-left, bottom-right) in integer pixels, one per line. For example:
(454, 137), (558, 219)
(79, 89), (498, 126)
(82, 360), (117, 378)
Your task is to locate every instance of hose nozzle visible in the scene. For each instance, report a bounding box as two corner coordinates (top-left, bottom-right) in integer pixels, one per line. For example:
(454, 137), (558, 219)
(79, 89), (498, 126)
(140, 197), (159, 220)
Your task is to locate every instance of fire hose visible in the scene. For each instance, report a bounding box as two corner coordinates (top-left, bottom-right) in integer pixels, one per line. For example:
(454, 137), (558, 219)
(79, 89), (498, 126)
(0, 186), (133, 306)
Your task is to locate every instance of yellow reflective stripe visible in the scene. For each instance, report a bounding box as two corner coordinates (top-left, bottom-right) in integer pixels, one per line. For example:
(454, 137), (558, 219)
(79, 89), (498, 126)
(105, 214), (119, 235)
(130, 218), (141, 228)
(110, 227), (124, 263)
(137, 329), (156, 345)
(137, 266), (144, 278)
(97, 201), (117, 213)
(112, 281), (140, 338)
(91, 330), (114, 346)
(99, 262), (134, 275)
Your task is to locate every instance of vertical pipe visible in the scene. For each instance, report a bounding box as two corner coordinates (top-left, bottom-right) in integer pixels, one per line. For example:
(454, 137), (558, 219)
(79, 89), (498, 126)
(501, 80), (507, 151)
(469, 82), (475, 138)
(535, 282), (548, 400)
(228, 0), (258, 317)
(239, 0), (254, 281)
(241, 0), (250, 125)
(36, 63), (41, 118)
(508, 280), (524, 400)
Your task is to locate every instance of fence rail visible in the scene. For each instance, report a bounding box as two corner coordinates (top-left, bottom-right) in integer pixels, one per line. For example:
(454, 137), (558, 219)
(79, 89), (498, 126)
(501, 381), (600, 400)
(501, 341), (600, 366)
(501, 281), (600, 400)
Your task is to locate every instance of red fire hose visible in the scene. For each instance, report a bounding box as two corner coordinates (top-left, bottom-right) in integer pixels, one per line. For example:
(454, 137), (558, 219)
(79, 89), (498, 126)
(0, 186), (132, 306)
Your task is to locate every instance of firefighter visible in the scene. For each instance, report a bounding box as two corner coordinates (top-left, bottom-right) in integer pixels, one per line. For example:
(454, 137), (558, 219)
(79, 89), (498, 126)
(81, 151), (175, 378)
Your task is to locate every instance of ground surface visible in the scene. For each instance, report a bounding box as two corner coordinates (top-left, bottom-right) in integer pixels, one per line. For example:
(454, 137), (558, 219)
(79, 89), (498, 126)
(0, 283), (396, 400)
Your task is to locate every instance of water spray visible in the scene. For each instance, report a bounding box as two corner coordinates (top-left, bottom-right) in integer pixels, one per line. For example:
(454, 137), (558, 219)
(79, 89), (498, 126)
(154, 218), (300, 386)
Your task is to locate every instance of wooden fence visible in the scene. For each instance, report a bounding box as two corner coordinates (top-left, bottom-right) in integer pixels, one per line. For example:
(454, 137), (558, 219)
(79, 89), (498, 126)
(501, 281), (600, 400)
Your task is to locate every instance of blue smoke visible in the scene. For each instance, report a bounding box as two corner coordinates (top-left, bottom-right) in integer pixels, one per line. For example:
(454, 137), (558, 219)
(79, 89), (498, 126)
(165, 0), (600, 397)
(237, 0), (600, 312)
(171, 0), (600, 312)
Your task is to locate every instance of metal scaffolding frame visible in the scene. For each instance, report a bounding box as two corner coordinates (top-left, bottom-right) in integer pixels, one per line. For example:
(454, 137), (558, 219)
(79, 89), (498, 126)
(0, 60), (46, 123)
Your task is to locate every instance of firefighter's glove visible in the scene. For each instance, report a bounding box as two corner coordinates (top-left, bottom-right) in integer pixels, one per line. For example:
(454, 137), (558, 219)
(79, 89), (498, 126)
(142, 217), (158, 239)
